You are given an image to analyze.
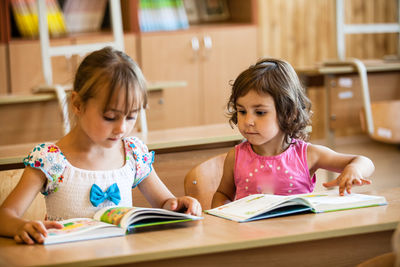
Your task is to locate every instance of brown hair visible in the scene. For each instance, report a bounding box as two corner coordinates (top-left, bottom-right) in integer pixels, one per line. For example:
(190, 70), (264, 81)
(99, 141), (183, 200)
(227, 58), (312, 142)
(73, 46), (147, 114)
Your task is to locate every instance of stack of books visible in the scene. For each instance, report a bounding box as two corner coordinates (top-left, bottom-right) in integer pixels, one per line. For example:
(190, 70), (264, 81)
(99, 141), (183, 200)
(62, 0), (108, 33)
(139, 0), (189, 32)
(11, 0), (67, 38)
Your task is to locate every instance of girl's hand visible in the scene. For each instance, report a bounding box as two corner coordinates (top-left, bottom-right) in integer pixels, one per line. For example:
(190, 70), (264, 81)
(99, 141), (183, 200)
(323, 165), (371, 196)
(14, 220), (63, 244)
(162, 196), (202, 216)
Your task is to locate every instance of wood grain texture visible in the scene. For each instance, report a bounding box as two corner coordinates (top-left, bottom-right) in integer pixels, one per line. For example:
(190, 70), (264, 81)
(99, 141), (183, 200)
(258, 0), (398, 68)
(0, 187), (398, 267)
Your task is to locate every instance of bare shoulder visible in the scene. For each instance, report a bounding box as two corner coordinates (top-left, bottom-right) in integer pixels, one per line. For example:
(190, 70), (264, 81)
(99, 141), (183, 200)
(224, 147), (236, 169)
(306, 143), (321, 161)
(226, 147), (236, 160)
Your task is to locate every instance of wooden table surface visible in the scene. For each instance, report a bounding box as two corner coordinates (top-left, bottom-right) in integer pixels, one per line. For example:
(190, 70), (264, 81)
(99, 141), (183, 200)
(297, 59), (400, 75)
(0, 187), (399, 267)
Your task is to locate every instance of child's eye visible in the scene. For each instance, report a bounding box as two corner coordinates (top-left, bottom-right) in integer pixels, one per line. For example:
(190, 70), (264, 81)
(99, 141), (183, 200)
(256, 111), (267, 116)
(127, 115), (137, 121)
(103, 116), (116, 121)
(126, 112), (138, 121)
(237, 110), (246, 115)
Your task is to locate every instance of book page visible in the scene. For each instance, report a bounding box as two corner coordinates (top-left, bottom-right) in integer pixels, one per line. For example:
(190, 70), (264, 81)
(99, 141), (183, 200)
(94, 206), (137, 227)
(94, 206), (203, 230)
(207, 194), (294, 221)
(47, 218), (100, 236)
(299, 192), (387, 212)
(44, 218), (124, 245)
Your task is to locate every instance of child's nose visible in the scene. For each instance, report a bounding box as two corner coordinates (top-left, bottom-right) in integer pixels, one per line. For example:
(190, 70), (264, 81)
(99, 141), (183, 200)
(245, 114), (255, 126)
(114, 119), (127, 134)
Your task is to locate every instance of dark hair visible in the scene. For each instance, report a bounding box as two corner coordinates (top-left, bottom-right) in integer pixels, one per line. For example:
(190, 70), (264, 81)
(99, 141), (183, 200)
(73, 46), (147, 114)
(227, 58), (312, 142)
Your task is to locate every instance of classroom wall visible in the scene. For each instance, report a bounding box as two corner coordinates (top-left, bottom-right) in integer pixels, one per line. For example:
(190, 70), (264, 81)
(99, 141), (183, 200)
(258, 0), (398, 68)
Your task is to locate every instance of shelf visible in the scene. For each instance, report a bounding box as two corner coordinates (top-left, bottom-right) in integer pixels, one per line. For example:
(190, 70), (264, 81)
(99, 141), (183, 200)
(0, 94), (55, 105)
(0, 81), (187, 105)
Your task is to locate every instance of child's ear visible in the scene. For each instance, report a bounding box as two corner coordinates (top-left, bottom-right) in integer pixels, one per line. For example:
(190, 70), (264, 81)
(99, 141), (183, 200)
(71, 91), (83, 114)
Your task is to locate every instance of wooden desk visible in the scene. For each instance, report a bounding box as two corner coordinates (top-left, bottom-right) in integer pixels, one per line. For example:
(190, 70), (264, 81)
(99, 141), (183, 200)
(297, 60), (400, 143)
(0, 124), (241, 211)
(0, 187), (399, 267)
(0, 123), (242, 170)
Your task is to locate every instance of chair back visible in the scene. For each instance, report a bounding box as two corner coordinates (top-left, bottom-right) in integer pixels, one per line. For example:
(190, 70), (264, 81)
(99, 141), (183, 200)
(184, 153), (227, 210)
(0, 169), (46, 220)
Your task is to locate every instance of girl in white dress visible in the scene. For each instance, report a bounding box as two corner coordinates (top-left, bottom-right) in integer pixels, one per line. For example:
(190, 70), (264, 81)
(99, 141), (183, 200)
(0, 46), (201, 244)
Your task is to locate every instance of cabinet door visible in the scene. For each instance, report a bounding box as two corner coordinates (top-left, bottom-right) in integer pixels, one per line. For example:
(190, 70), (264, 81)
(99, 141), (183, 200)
(201, 26), (258, 124)
(327, 75), (363, 136)
(140, 32), (202, 130)
(74, 33), (139, 66)
(9, 38), (75, 94)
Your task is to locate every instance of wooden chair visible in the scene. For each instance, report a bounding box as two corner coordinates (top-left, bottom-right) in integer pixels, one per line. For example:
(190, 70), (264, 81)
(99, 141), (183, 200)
(0, 169), (46, 220)
(184, 153), (227, 211)
(356, 252), (395, 267)
(324, 58), (400, 144)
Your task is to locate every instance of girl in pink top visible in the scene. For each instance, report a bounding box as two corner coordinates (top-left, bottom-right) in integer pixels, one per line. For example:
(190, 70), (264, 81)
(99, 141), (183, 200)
(212, 59), (375, 208)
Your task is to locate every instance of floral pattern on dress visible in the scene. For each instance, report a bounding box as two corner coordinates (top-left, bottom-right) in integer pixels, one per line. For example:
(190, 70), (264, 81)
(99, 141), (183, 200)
(23, 143), (67, 195)
(23, 138), (154, 195)
(124, 136), (154, 188)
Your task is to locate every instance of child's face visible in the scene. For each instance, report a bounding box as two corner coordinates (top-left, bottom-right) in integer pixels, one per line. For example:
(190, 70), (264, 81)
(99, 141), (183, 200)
(236, 90), (283, 147)
(77, 87), (139, 148)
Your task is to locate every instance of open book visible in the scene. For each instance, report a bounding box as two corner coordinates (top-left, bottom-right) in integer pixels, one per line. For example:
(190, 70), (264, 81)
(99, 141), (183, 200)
(44, 206), (202, 245)
(205, 191), (387, 222)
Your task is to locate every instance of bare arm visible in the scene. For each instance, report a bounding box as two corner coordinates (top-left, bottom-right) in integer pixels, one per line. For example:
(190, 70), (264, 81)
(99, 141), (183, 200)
(0, 167), (62, 244)
(307, 144), (375, 195)
(211, 148), (236, 208)
(138, 169), (201, 216)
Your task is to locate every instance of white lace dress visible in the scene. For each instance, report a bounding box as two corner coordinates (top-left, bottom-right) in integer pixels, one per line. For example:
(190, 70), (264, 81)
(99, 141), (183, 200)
(23, 136), (154, 221)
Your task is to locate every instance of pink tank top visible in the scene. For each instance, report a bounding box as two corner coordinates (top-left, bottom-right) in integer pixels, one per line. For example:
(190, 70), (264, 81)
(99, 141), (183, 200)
(234, 139), (316, 200)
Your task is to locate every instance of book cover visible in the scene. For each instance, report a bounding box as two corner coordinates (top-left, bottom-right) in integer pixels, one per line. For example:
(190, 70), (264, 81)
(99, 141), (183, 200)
(10, 0), (36, 38)
(205, 191), (387, 222)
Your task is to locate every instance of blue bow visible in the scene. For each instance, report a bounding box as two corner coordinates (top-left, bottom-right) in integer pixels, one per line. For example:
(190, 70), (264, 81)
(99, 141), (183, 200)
(90, 183), (121, 207)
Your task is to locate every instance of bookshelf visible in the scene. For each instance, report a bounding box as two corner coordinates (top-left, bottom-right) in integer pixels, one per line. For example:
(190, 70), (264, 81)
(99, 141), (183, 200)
(136, 0), (258, 129)
(122, 0), (257, 33)
(1, 0), (258, 138)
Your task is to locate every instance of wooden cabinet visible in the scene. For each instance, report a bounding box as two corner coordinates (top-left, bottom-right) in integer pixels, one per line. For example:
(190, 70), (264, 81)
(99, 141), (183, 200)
(9, 38), (75, 94)
(8, 33), (138, 94)
(301, 69), (400, 141)
(141, 25), (257, 130)
(0, 99), (64, 145)
(201, 26), (257, 125)
(327, 71), (400, 137)
(1, 0), (258, 145)
(140, 31), (202, 129)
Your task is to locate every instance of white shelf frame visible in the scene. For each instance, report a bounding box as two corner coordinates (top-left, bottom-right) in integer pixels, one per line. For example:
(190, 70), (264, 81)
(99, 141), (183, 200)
(37, 0), (148, 136)
(336, 0), (400, 60)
